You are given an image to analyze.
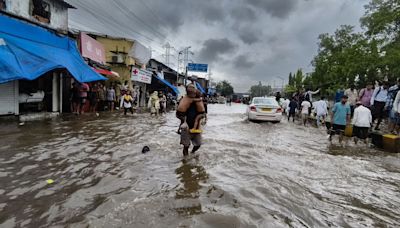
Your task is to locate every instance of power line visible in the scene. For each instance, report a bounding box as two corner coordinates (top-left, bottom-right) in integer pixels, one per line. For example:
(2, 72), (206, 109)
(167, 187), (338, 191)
(111, 1), (167, 41)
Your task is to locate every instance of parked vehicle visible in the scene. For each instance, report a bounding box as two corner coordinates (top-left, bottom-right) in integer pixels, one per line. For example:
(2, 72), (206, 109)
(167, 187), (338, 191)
(247, 97), (283, 122)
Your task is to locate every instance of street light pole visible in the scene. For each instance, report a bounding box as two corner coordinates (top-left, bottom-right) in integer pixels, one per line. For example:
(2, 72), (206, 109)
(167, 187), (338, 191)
(277, 76), (285, 92)
(177, 51), (183, 83)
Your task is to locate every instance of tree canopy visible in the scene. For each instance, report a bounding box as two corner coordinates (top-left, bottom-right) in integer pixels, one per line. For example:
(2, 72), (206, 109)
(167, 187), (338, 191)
(216, 80), (234, 96)
(286, 0), (400, 96)
(249, 81), (272, 97)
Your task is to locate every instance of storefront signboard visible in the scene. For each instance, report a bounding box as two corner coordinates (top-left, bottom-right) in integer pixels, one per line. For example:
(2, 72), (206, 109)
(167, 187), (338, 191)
(131, 66), (152, 84)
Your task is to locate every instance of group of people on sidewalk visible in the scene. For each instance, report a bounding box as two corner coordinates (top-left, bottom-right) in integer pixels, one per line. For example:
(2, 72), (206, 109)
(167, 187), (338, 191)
(70, 79), (181, 116)
(70, 80), (140, 115)
(281, 78), (400, 143)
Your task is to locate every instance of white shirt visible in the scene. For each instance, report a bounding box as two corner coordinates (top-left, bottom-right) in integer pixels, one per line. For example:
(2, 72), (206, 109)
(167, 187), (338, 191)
(371, 86), (388, 105)
(301, 101), (311, 114)
(352, 105), (372, 127)
(305, 89), (320, 102)
(314, 100), (328, 116)
(282, 99), (290, 109)
(393, 91), (400, 113)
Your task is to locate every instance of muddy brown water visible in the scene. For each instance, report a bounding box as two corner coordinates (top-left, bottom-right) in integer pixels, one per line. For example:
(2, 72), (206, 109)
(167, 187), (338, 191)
(0, 104), (399, 227)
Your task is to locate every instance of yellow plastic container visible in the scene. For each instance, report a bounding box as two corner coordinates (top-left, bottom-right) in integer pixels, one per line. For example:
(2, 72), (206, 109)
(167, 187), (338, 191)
(383, 134), (400, 153)
(344, 125), (353, 137)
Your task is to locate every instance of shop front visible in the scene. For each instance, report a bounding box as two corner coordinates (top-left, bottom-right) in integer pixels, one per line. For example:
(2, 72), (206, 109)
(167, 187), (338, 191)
(0, 14), (105, 117)
(131, 66), (152, 107)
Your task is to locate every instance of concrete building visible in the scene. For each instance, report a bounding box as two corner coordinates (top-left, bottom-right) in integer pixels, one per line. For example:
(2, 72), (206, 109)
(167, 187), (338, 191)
(2, 0), (73, 33)
(0, 0), (103, 119)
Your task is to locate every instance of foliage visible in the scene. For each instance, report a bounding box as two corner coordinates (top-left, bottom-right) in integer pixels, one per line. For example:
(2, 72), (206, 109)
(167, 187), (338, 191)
(249, 81), (272, 97)
(289, 0), (400, 97)
(216, 80), (234, 96)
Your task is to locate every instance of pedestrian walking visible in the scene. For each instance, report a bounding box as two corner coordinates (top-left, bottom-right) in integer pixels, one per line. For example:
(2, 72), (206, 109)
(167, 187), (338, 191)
(387, 79), (400, 134)
(88, 83), (98, 113)
(370, 82), (389, 131)
(304, 88), (320, 103)
(288, 98), (297, 122)
(176, 83), (206, 156)
(106, 85), (116, 111)
(358, 82), (374, 108)
(329, 95), (351, 143)
(122, 90), (134, 115)
(97, 83), (106, 111)
(282, 97), (290, 115)
(78, 82), (89, 115)
(159, 91), (167, 114)
(70, 82), (80, 114)
(314, 96), (328, 127)
(352, 101), (372, 144)
(301, 98), (312, 126)
(391, 89), (400, 135)
(148, 91), (160, 116)
(115, 82), (121, 110)
(344, 84), (358, 116)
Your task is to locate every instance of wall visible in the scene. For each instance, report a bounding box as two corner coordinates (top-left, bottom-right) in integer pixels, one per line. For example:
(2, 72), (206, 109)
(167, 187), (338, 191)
(96, 37), (135, 82)
(5, 0), (68, 32)
(96, 37), (135, 65)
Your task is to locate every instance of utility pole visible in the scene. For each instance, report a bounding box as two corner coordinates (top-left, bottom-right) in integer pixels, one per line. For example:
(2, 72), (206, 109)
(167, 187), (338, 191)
(163, 42), (174, 67)
(178, 46), (192, 86)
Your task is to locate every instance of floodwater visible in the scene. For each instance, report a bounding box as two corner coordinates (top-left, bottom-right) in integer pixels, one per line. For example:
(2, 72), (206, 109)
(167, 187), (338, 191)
(0, 104), (400, 228)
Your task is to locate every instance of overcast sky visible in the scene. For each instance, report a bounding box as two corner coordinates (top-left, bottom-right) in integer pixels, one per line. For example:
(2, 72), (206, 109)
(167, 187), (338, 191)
(67, 0), (368, 92)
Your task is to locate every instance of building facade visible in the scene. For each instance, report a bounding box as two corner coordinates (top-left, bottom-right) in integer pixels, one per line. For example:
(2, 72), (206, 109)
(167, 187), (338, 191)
(0, 0), (104, 118)
(2, 0), (73, 33)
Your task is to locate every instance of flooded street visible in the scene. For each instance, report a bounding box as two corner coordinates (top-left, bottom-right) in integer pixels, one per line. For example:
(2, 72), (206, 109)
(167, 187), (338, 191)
(1, 104), (400, 228)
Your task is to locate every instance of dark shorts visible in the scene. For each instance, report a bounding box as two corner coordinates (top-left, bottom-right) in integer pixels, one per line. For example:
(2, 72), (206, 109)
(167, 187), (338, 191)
(372, 101), (386, 119)
(330, 124), (346, 135)
(80, 97), (87, 105)
(353, 126), (369, 139)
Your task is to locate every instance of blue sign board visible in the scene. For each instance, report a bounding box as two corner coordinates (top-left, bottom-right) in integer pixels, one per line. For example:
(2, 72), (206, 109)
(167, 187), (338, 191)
(187, 63), (208, 72)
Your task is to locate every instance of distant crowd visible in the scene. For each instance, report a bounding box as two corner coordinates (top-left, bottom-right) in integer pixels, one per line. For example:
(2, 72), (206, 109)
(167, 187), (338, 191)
(70, 80), (175, 116)
(280, 79), (400, 143)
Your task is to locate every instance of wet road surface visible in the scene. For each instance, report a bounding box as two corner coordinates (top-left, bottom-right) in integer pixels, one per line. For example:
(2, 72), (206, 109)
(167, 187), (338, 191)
(0, 104), (400, 227)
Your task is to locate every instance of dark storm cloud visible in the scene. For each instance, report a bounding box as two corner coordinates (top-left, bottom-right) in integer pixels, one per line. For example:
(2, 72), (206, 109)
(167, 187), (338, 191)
(66, 0), (368, 92)
(198, 38), (237, 62)
(230, 6), (257, 22)
(201, 5), (226, 24)
(233, 55), (255, 69)
(247, 0), (298, 18)
(237, 28), (261, 45)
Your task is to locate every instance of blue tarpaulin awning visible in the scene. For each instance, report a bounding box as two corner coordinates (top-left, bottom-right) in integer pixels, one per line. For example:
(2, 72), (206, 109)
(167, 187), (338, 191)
(0, 14), (106, 84)
(195, 81), (206, 94)
(154, 75), (179, 95)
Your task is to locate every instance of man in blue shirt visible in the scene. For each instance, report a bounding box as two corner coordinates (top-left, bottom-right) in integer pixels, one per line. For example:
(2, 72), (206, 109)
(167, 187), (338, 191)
(371, 81), (389, 130)
(329, 95), (351, 142)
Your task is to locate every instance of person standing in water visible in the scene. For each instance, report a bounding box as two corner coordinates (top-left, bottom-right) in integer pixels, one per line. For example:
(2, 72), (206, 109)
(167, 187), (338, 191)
(330, 95), (351, 143)
(176, 83), (206, 156)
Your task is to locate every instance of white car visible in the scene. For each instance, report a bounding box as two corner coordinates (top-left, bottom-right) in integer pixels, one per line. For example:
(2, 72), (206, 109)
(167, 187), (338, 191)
(247, 97), (283, 122)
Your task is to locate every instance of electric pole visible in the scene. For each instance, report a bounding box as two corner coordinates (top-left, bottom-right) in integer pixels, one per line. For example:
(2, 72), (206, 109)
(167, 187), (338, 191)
(163, 42), (175, 67)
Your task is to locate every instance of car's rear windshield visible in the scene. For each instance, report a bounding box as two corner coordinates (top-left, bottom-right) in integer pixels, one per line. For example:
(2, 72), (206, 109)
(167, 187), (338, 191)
(253, 98), (277, 105)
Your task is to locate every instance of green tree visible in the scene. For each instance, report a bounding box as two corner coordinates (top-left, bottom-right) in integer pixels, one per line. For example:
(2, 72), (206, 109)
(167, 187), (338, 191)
(249, 81), (272, 97)
(294, 69), (304, 89)
(288, 72), (294, 86)
(216, 80), (234, 96)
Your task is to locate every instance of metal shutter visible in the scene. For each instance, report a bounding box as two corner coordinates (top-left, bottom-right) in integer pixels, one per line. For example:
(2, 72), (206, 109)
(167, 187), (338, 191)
(0, 81), (16, 115)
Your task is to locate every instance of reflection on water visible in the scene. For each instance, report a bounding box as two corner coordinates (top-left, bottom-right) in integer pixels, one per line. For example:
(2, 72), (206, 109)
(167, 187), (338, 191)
(0, 104), (399, 227)
(175, 157), (209, 216)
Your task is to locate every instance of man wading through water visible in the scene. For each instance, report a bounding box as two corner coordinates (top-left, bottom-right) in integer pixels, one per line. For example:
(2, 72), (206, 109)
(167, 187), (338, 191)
(176, 83), (206, 156)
